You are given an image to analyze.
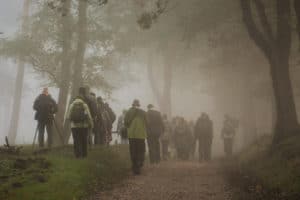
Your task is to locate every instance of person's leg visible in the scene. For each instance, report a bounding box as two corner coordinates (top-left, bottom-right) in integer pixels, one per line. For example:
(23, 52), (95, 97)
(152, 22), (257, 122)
(147, 137), (155, 164)
(155, 137), (161, 163)
(199, 139), (204, 162)
(228, 139), (233, 156)
(38, 122), (45, 148)
(129, 139), (138, 174)
(46, 121), (53, 148)
(138, 139), (146, 168)
(72, 128), (80, 158)
(161, 140), (167, 160)
(81, 128), (88, 158)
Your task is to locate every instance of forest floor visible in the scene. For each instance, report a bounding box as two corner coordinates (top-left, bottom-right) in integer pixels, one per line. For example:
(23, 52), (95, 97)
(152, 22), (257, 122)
(93, 161), (234, 200)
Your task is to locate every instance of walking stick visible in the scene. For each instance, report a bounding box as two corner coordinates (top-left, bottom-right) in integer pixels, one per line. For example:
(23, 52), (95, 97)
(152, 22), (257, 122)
(53, 118), (65, 146)
(32, 124), (39, 149)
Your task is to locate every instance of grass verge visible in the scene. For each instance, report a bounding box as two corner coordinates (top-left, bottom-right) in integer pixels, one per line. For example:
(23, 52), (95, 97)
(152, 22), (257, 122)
(223, 135), (300, 200)
(0, 145), (131, 200)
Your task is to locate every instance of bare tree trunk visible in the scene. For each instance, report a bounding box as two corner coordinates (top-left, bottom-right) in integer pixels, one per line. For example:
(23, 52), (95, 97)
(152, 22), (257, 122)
(64, 0), (88, 142)
(241, 0), (299, 145)
(54, 0), (73, 145)
(147, 53), (172, 116)
(8, 0), (31, 144)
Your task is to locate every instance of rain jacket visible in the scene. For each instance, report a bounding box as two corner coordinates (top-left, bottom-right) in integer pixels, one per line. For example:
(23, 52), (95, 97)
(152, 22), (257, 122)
(124, 107), (147, 139)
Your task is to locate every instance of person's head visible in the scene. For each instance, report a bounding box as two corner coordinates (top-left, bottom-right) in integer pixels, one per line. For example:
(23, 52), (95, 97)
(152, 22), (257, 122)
(147, 104), (154, 110)
(90, 92), (96, 98)
(97, 96), (103, 104)
(42, 88), (49, 95)
(79, 87), (86, 97)
(132, 99), (140, 108)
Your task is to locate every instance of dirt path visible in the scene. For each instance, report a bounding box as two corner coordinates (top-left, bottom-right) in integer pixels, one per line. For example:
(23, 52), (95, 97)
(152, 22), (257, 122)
(94, 161), (233, 200)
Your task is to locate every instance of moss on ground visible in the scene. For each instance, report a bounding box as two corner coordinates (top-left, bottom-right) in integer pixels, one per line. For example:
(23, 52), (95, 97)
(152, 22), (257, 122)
(0, 145), (131, 200)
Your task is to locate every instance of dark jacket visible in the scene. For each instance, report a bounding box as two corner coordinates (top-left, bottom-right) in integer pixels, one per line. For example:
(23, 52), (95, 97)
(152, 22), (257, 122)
(146, 109), (165, 138)
(194, 117), (213, 140)
(84, 95), (97, 120)
(33, 94), (57, 123)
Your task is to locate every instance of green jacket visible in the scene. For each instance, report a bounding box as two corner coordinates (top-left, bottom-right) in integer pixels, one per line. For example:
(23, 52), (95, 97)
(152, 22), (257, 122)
(67, 97), (94, 129)
(124, 107), (147, 139)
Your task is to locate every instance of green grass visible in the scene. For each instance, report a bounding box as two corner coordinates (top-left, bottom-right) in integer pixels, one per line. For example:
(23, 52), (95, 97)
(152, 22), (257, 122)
(224, 135), (300, 200)
(0, 145), (131, 200)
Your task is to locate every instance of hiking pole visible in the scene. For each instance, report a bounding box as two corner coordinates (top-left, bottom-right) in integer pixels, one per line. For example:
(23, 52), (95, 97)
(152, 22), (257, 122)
(53, 118), (65, 146)
(32, 124), (39, 149)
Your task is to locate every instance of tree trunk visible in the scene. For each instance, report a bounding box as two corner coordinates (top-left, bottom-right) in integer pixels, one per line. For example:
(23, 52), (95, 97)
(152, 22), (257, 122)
(64, 0), (88, 142)
(270, 54), (299, 143)
(54, 0), (73, 146)
(241, 0), (299, 145)
(147, 53), (172, 117)
(8, 0), (31, 144)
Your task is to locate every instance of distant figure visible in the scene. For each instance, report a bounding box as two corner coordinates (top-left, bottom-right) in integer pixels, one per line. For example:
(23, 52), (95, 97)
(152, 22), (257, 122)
(161, 114), (172, 160)
(194, 113), (213, 162)
(221, 114), (238, 157)
(124, 99), (147, 175)
(146, 104), (164, 164)
(33, 88), (57, 148)
(67, 87), (93, 158)
(117, 110), (128, 144)
(174, 118), (193, 160)
(104, 103), (116, 145)
(95, 96), (107, 145)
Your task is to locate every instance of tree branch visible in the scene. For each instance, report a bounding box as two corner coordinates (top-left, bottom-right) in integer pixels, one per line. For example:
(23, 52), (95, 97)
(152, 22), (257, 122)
(240, 0), (272, 59)
(253, 0), (274, 42)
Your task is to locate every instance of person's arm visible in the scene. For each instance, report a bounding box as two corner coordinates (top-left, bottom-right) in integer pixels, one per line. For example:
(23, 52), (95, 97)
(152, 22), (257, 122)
(66, 102), (74, 120)
(33, 96), (40, 111)
(85, 103), (94, 129)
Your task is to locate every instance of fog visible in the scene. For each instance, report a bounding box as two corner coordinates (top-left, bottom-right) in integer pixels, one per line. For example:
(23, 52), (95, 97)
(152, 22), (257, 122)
(1, 0), (299, 158)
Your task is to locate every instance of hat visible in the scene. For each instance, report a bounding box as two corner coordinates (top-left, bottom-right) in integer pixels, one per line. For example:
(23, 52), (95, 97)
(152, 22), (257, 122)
(132, 99), (140, 107)
(147, 104), (154, 109)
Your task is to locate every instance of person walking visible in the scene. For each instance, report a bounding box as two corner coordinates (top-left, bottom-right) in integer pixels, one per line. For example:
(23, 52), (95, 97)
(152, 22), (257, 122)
(33, 88), (57, 148)
(161, 114), (172, 160)
(146, 104), (164, 164)
(194, 113), (213, 162)
(221, 114), (238, 157)
(124, 99), (147, 175)
(67, 87), (93, 158)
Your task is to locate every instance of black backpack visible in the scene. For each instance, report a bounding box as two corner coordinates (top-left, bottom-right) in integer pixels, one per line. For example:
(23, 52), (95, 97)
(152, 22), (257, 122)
(70, 101), (87, 123)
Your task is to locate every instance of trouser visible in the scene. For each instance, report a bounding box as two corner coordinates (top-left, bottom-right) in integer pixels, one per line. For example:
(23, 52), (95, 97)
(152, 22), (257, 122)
(224, 138), (233, 157)
(147, 136), (161, 164)
(38, 121), (53, 148)
(72, 128), (88, 158)
(161, 140), (169, 160)
(129, 138), (146, 174)
(198, 138), (212, 161)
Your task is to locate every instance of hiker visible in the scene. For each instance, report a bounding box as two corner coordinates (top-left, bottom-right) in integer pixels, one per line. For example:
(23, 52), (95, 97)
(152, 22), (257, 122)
(104, 103), (116, 145)
(173, 117), (193, 160)
(95, 96), (107, 145)
(33, 88), (57, 148)
(221, 114), (238, 157)
(124, 99), (147, 175)
(161, 114), (172, 160)
(67, 87), (93, 158)
(89, 92), (98, 145)
(194, 113), (213, 161)
(146, 104), (164, 164)
(117, 110), (128, 144)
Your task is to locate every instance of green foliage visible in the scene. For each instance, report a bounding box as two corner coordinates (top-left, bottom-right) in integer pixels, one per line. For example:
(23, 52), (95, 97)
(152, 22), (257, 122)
(0, 145), (131, 200)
